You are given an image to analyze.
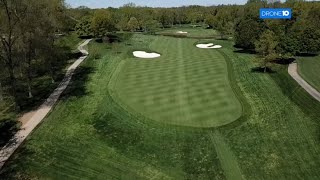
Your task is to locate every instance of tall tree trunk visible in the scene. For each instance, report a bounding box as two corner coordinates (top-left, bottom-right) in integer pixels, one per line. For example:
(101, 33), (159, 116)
(8, 61), (19, 110)
(1, 0), (20, 110)
(26, 41), (33, 98)
(0, 82), (3, 102)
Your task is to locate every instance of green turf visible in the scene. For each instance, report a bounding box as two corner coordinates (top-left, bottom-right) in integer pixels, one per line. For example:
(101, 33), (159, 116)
(112, 35), (242, 127)
(55, 32), (83, 51)
(0, 38), (226, 179)
(1, 30), (320, 179)
(159, 27), (218, 38)
(217, 40), (320, 179)
(297, 56), (320, 92)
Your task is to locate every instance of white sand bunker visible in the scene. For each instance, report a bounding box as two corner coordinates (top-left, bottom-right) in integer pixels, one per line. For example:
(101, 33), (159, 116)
(196, 43), (222, 49)
(133, 51), (161, 58)
(177, 31), (188, 34)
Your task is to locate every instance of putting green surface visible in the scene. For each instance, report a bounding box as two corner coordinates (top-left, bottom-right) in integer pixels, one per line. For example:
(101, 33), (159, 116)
(112, 35), (242, 127)
(298, 56), (320, 92)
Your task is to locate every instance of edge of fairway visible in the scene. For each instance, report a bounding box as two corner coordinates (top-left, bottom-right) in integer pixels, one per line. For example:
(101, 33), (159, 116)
(215, 45), (252, 129)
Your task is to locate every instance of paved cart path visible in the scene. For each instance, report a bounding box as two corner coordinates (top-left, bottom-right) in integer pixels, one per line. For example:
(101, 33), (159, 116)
(288, 63), (320, 102)
(0, 39), (92, 169)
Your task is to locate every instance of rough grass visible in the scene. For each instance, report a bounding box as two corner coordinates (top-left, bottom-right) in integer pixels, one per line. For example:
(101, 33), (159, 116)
(217, 40), (320, 179)
(1, 30), (320, 180)
(112, 35), (242, 127)
(55, 32), (83, 51)
(298, 56), (320, 92)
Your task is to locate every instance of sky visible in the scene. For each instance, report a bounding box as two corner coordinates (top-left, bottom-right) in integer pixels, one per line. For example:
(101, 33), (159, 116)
(66, 0), (318, 8)
(66, 0), (249, 8)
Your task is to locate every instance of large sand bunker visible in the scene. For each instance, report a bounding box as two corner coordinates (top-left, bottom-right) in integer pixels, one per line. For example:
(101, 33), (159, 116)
(196, 43), (222, 49)
(133, 51), (161, 58)
(177, 31), (188, 34)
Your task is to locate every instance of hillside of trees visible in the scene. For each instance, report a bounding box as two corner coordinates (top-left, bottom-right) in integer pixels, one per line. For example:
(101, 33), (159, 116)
(1, 0), (320, 147)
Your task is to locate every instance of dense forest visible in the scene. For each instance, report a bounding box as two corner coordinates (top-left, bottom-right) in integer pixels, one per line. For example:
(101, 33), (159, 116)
(1, 0), (320, 146)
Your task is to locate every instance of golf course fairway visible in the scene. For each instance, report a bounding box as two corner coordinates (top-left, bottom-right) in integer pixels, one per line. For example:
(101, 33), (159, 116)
(111, 35), (242, 127)
(1, 30), (320, 179)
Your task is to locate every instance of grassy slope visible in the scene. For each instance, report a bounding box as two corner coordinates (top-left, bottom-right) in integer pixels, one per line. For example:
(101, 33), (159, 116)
(1, 38), (225, 179)
(55, 32), (84, 51)
(217, 40), (320, 179)
(113, 35), (241, 127)
(1, 30), (320, 179)
(297, 56), (320, 92)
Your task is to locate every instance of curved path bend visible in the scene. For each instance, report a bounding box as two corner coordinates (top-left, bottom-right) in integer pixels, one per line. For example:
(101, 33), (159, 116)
(288, 62), (320, 102)
(0, 39), (92, 169)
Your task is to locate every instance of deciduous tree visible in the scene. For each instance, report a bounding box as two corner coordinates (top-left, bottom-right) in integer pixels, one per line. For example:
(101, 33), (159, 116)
(255, 30), (278, 72)
(127, 17), (139, 32)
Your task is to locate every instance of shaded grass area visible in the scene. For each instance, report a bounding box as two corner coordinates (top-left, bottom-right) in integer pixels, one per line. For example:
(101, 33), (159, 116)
(55, 32), (83, 51)
(0, 33), (83, 148)
(297, 56), (320, 92)
(1, 37), (225, 179)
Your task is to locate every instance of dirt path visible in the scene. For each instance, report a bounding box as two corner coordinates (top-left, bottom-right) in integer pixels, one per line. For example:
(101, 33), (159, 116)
(288, 63), (320, 102)
(0, 39), (92, 169)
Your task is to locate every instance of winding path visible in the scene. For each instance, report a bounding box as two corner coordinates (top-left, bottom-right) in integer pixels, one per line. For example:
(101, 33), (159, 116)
(0, 39), (92, 169)
(288, 62), (320, 102)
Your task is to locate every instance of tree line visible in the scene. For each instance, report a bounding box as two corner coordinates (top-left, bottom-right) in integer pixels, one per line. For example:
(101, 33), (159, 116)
(73, 1), (320, 71)
(0, 0), (73, 111)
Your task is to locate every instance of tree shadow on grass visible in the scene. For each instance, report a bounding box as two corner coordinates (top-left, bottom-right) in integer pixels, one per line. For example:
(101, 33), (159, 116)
(60, 65), (95, 100)
(0, 143), (35, 178)
(296, 52), (319, 57)
(273, 58), (295, 65)
(233, 49), (256, 54)
(251, 67), (276, 73)
(0, 119), (19, 148)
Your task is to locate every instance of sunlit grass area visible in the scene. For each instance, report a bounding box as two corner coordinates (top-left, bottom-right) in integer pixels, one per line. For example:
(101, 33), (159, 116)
(1, 29), (320, 179)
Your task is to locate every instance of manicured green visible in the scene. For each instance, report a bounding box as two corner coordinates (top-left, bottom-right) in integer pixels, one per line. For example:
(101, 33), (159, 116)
(112, 35), (241, 127)
(159, 27), (218, 38)
(1, 29), (320, 179)
(298, 56), (320, 92)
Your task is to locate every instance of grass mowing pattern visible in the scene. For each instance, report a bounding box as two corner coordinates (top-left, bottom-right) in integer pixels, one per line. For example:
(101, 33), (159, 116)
(298, 56), (320, 92)
(0, 38), (226, 179)
(217, 40), (320, 179)
(113, 35), (242, 127)
(159, 27), (218, 38)
(1, 31), (320, 179)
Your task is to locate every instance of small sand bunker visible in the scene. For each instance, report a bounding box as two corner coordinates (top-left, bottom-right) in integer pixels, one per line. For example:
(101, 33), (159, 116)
(133, 51), (161, 58)
(196, 43), (222, 49)
(177, 31), (188, 34)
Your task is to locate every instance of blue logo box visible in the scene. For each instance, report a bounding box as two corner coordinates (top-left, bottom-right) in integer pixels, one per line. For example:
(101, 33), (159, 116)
(260, 8), (292, 19)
